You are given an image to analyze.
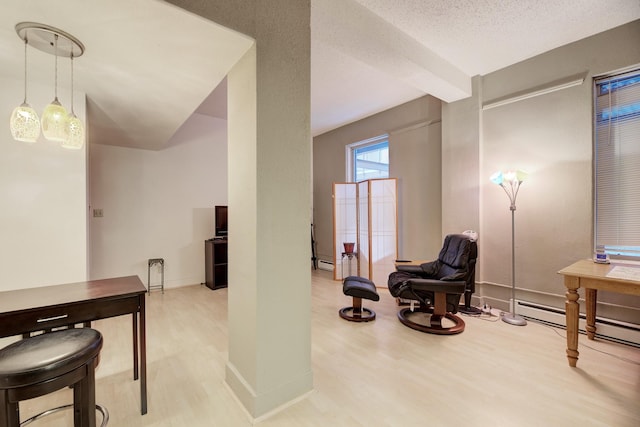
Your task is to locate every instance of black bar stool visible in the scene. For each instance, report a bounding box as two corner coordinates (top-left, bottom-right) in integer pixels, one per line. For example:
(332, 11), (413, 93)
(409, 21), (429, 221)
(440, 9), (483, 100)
(0, 328), (108, 427)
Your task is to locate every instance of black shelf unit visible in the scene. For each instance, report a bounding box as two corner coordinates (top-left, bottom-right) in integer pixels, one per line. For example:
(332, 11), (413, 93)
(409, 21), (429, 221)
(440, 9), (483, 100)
(205, 239), (227, 290)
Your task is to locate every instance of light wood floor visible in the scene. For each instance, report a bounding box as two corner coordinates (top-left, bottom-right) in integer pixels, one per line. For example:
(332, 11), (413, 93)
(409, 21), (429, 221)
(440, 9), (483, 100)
(6, 269), (640, 426)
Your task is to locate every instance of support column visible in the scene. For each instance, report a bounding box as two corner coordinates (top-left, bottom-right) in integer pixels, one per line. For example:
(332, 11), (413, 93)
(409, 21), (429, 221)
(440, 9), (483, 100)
(225, 2), (313, 419)
(166, 0), (312, 418)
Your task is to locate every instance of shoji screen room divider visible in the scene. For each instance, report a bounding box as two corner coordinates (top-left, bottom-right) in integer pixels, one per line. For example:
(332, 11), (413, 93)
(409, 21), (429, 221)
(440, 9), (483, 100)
(333, 178), (398, 286)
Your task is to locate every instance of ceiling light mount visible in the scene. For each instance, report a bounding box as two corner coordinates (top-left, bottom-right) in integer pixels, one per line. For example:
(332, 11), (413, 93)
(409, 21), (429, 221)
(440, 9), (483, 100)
(15, 22), (84, 58)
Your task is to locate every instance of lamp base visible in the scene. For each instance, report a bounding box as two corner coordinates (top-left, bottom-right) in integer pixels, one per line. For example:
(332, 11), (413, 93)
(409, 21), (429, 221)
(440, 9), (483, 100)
(502, 312), (527, 326)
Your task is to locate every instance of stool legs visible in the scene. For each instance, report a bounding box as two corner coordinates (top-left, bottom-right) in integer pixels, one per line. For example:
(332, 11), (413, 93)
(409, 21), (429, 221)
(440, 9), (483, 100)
(339, 297), (376, 322)
(74, 358), (97, 427)
(0, 391), (19, 427)
(0, 357), (102, 427)
(352, 297), (363, 316)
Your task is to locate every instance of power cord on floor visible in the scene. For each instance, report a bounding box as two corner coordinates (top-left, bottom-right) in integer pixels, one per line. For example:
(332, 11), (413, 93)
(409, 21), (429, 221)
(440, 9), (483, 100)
(541, 322), (640, 366)
(462, 305), (640, 365)
(459, 305), (500, 322)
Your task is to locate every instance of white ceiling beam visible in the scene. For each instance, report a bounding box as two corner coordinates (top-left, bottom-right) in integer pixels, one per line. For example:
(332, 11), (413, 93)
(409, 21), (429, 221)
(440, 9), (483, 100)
(312, 0), (472, 103)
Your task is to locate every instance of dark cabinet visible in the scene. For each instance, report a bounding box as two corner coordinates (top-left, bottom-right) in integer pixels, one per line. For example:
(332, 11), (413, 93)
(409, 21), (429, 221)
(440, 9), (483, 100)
(205, 239), (227, 290)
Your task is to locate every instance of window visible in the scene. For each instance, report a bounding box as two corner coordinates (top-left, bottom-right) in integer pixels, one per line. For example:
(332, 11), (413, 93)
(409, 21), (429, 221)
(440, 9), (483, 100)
(347, 135), (389, 182)
(594, 69), (640, 259)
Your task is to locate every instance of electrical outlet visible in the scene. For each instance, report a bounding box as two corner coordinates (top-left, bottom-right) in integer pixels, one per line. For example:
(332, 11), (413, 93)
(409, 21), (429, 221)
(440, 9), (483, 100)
(93, 209), (103, 218)
(482, 304), (492, 314)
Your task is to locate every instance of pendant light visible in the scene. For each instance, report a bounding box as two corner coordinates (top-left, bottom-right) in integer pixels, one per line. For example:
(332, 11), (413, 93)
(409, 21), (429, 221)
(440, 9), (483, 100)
(41, 33), (69, 142)
(9, 35), (41, 143)
(12, 22), (85, 147)
(62, 52), (85, 149)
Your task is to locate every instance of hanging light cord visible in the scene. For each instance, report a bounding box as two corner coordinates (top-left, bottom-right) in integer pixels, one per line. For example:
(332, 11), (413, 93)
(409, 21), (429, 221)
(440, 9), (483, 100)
(70, 52), (75, 113)
(22, 37), (28, 104)
(53, 34), (59, 101)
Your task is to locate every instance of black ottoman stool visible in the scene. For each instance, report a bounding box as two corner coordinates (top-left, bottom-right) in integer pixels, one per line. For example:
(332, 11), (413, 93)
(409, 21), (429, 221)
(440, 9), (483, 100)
(0, 328), (108, 427)
(339, 276), (380, 322)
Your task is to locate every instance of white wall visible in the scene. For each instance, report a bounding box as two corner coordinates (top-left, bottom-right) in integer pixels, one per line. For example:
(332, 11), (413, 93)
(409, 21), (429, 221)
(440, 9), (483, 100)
(390, 120), (442, 260)
(443, 20), (640, 322)
(89, 113), (228, 288)
(313, 95), (443, 266)
(0, 77), (88, 291)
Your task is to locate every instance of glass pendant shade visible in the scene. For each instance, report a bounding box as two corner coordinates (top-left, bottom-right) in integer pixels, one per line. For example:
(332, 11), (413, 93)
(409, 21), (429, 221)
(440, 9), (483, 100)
(41, 99), (69, 142)
(62, 113), (84, 149)
(61, 52), (84, 150)
(10, 102), (41, 142)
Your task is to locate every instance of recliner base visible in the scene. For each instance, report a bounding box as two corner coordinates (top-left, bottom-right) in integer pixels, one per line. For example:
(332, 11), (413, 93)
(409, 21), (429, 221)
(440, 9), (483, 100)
(397, 307), (465, 335)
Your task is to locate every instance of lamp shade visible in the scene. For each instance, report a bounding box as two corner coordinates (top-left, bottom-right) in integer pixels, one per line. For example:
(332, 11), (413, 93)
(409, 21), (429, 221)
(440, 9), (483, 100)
(61, 113), (84, 149)
(41, 99), (68, 142)
(503, 169), (528, 183)
(10, 102), (41, 142)
(490, 171), (503, 185)
(491, 169), (527, 185)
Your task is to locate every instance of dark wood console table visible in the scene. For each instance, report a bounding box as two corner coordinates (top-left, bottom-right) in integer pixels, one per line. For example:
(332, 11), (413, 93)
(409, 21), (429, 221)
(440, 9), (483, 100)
(0, 276), (147, 415)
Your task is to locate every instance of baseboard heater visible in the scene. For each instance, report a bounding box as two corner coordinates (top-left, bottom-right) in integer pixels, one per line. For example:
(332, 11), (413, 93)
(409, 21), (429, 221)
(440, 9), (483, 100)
(317, 260), (334, 272)
(515, 300), (640, 347)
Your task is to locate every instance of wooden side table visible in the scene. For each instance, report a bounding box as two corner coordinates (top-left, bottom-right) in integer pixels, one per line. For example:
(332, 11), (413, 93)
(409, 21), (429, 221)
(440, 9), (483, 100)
(558, 259), (640, 367)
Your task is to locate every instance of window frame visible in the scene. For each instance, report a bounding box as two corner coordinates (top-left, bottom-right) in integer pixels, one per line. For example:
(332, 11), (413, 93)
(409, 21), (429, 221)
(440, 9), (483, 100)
(345, 134), (389, 183)
(593, 67), (640, 260)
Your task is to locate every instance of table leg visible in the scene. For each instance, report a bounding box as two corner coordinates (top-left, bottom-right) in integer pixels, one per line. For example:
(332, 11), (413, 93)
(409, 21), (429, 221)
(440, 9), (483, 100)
(75, 357), (97, 427)
(564, 276), (580, 367)
(585, 288), (597, 340)
(132, 313), (139, 381)
(140, 295), (147, 415)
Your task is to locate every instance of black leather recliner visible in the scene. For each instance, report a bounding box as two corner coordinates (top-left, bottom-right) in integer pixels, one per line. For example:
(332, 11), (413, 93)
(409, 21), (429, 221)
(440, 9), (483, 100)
(388, 234), (478, 334)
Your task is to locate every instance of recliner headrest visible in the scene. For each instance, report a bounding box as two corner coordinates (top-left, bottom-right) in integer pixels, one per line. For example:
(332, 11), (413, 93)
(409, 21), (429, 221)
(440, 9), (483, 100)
(438, 234), (475, 269)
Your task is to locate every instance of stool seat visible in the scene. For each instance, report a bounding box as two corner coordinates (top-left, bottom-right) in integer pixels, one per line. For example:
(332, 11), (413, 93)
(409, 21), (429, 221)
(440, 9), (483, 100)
(339, 276), (380, 322)
(0, 329), (102, 389)
(0, 328), (105, 427)
(343, 276), (380, 301)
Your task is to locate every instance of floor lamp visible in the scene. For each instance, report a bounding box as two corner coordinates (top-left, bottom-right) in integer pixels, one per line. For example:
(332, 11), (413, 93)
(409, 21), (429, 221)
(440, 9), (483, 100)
(490, 170), (528, 326)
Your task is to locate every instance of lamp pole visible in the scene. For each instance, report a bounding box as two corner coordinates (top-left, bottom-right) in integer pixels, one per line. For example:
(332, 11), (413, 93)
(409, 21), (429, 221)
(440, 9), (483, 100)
(491, 170), (527, 326)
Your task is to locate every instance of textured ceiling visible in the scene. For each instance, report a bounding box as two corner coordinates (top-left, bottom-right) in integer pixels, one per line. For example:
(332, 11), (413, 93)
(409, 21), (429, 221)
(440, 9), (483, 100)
(352, 0), (640, 76)
(310, 0), (640, 135)
(2, 0), (640, 149)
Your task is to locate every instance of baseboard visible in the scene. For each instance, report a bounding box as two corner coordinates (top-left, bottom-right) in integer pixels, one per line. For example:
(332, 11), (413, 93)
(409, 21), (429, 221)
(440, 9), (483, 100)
(225, 361), (313, 421)
(318, 260), (334, 272)
(515, 300), (640, 347)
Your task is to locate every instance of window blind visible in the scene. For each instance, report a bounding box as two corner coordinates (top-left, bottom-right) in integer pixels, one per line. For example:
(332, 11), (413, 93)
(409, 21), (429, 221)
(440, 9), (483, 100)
(594, 70), (640, 258)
